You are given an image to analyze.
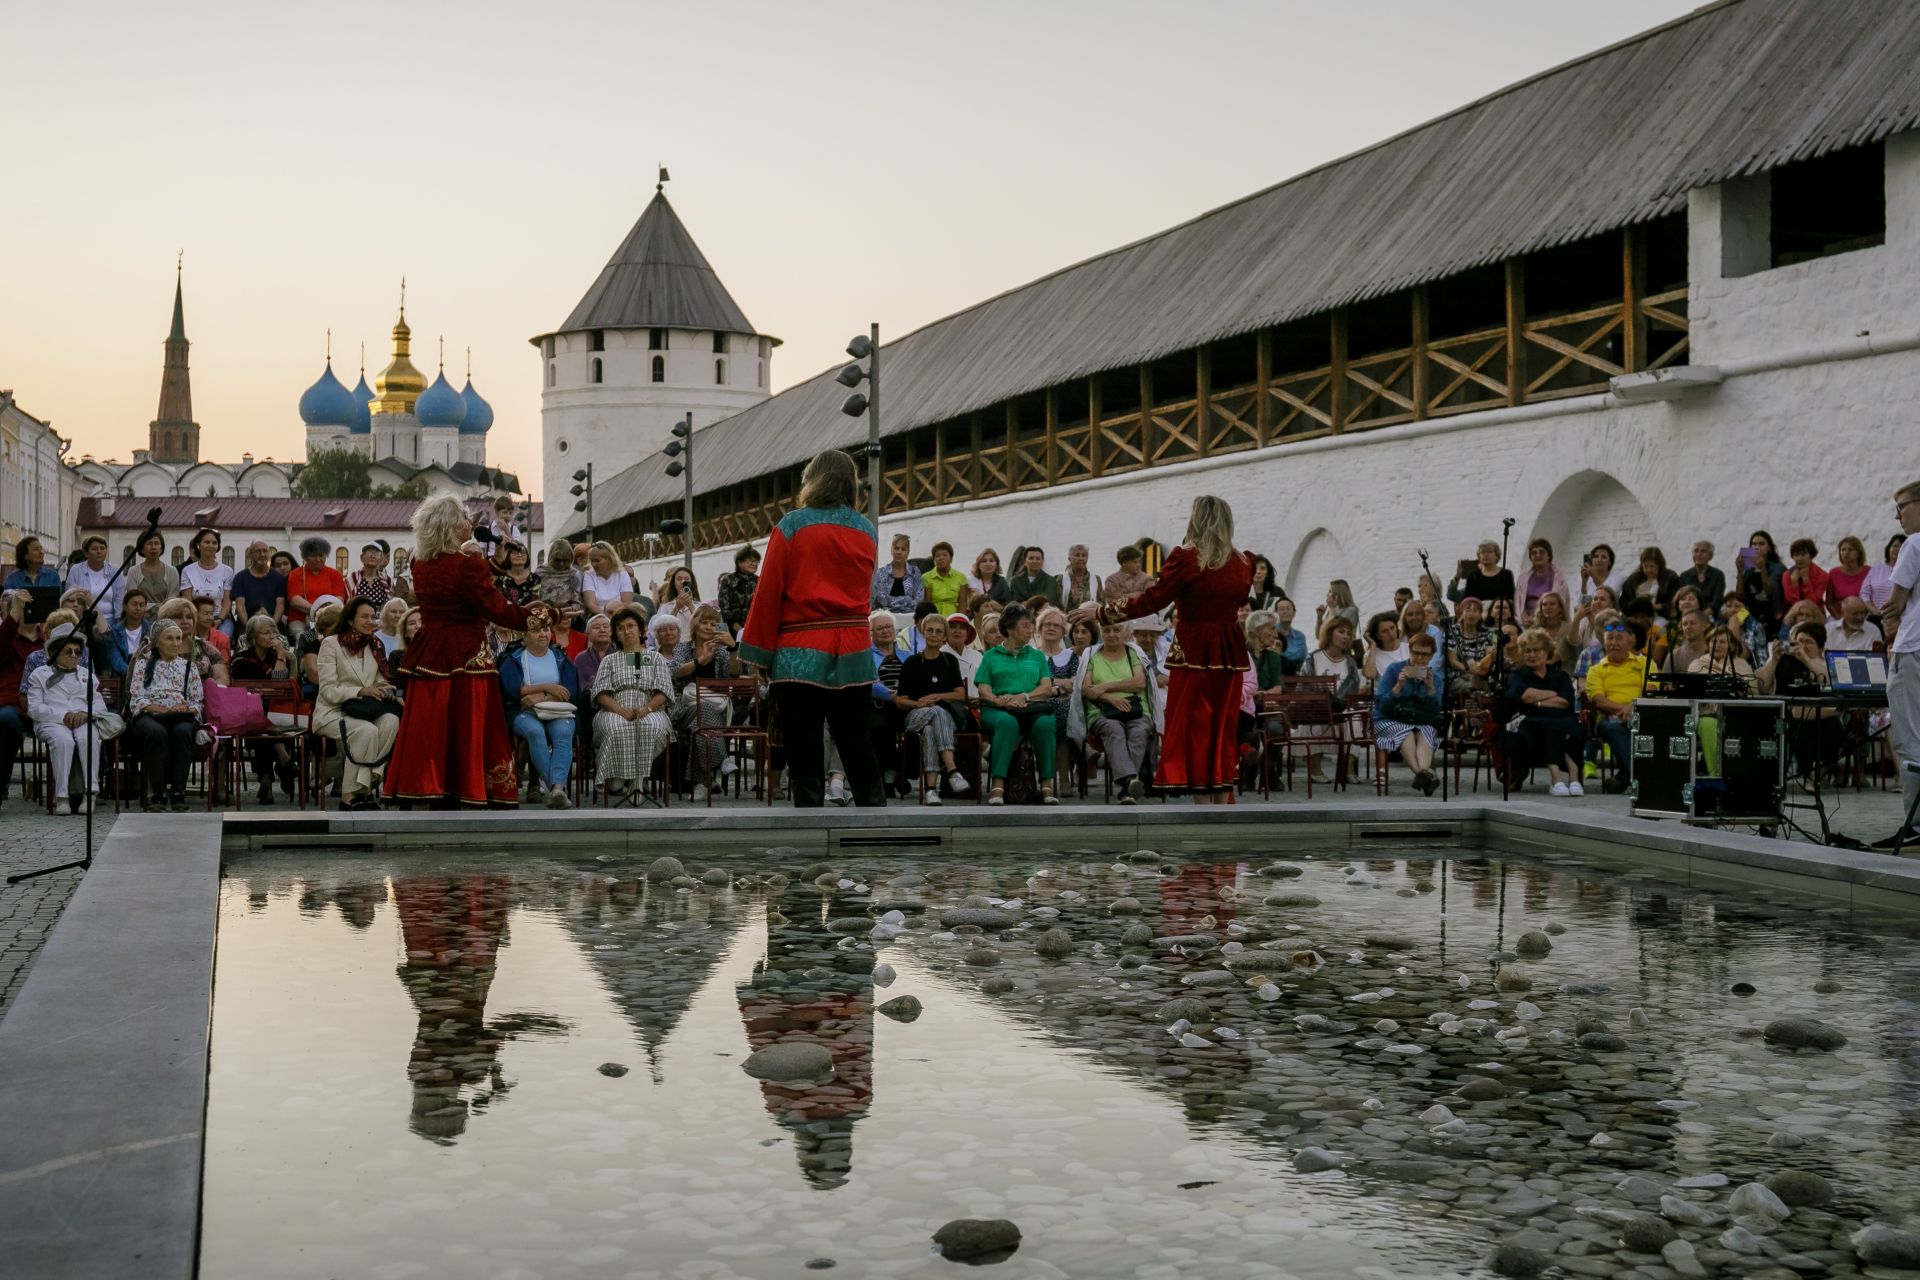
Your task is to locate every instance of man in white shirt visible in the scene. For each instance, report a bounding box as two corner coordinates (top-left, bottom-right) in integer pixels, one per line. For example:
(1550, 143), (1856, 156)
(65, 536), (123, 631)
(1876, 479), (1920, 849)
(1826, 597), (1883, 653)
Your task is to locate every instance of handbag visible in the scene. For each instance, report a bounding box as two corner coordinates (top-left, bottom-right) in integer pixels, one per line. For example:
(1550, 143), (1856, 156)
(91, 710), (127, 741)
(532, 699), (577, 721)
(204, 682), (272, 737)
(340, 696), (397, 723)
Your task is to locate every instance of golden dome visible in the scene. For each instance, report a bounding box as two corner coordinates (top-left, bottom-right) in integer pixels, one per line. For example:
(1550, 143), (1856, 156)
(371, 305), (426, 416)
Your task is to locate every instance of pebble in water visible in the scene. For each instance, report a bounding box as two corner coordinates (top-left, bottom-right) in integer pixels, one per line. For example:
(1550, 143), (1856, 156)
(878, 995), (922, 1023)
(1514, 929), (1552, 957)
(1853, 1224), (1920, 1268)
(1258, 863), (1305, 878)
(1621, 1213), (1677, 1252)
(1363, 933), (1418, 951)
(872, 963), (897, 988)
(741, 1043), (834, 1081)
(1727, 1181), (1790, 1220)
(1035, 928), (1074, 959)
(964, 948), (1001, 967)
(932, 1219), (1021, 1262)
(1494, 966), (1531, 992)
(1814, 978), (1844, 993)
(1108, 897), (1142, 914)
(1487, 1242), (1550, 1277)
(1765, 1170), (1832, 1207)
(979, 975), (1015, 995)
(700, 867), (730, 886)
(1120, 923), (1153, 947)
(1457, 1077), (1506, 1102)
(1543, 921), (1567, 935)
(597, 1062), (628, 1077)
(645, 856), (686, 882)
(1292, 1146), (1343, 1173)
(1266, 893), (1321, 908)
(1762, 1017), (1848, 1051)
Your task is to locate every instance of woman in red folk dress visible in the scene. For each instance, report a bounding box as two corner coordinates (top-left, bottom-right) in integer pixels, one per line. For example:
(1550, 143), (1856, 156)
(1071, 495), (1251, 803)
(385, 495), (531, 808)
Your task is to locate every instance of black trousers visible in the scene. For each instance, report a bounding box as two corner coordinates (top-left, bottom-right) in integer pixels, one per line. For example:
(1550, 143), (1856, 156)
(0, 706), (22, 800)
(130, 712), (197, 797)
(774, 683), (884, 808)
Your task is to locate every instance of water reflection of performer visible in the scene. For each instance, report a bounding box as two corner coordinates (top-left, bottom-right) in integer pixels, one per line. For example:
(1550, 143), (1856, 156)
(736, 897), (874, 1188)
(393, 876), (513, 1143)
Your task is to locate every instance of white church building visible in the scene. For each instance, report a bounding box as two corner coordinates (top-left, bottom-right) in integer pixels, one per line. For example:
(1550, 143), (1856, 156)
(565, 0), (1920, 609)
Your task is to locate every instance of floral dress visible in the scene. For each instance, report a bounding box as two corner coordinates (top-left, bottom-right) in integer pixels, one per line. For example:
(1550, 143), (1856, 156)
(590, 648), (675, 787)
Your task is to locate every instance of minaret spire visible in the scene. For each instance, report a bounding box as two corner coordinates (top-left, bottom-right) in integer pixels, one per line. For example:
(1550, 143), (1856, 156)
(151, 257), (199, 463)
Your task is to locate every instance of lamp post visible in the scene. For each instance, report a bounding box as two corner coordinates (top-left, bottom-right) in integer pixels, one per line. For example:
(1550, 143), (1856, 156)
(662, 412), (695, 573)
(837, 324), (881, 546)
(570, 464), (594, 542)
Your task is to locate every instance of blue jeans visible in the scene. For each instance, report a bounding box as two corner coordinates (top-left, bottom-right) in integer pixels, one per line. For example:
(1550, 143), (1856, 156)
(512, 711), (576, 789)
(1594, 716), (1632, 784)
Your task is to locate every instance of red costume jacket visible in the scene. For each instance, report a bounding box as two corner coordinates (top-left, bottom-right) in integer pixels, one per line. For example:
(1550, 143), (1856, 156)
(1103, 546), (1252, 670)
(739, 505), (878, 688)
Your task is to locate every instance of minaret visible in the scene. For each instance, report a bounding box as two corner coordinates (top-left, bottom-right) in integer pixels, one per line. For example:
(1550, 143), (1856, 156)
(149, 256), (201, 463)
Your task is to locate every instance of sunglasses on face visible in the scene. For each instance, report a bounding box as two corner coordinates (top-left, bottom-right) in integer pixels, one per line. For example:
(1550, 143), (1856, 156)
(1602, 624), (1631, 634)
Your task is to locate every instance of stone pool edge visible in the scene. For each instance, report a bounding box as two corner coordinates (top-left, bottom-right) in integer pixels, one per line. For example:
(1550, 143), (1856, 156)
(6, 800), (1920, 1279)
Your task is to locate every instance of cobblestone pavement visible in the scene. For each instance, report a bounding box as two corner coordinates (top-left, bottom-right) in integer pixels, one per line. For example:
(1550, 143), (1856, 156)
(0, 797), (113, 1016)
(0, 779), (1912, 1027)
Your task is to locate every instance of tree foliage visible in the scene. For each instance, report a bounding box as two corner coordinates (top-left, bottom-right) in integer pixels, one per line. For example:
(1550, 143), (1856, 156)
(292, 448), (374, 499)
(372, 475), (432, 500)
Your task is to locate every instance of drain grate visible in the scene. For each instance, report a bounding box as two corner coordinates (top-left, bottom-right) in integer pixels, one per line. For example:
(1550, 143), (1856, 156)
(835, 832), (947, 848)
(1354, 825), (1461, 842)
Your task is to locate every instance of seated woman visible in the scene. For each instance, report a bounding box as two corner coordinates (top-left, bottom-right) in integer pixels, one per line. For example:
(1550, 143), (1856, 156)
(1071, 619), (1154, 803)
(26, 624), (103, 814)
(127, 620), (203, 812)
(669, 603), (740, 802)
(228, 614), (300, 804)
(1372, 630), (1444, 795)
(501, 605), (579, 809)
(1574, 585), (1621, 651)
(1505, 628), (1582, 796)
(312, 598), (402, 810)
(1306, 615), (1364, 783)
(1034, 606), (1078, 751)
(295, 597), (342, 699)
(1246, 609), (1287, 690)
(151, 595), (229, 687)
(1620, 546), (1681, 620)
(1361, 612), (1405, 686)
(1688, 625), (1760, 691)
(376, 596), (410, 656)
(896, 612), (973, 804)
(1532, 591), (1579, 673)
(974, 603), (1064, 806)
(1445, 597), (1495, 701)
(591, 607), (674, 800)
(1758, 622), (1842, 786)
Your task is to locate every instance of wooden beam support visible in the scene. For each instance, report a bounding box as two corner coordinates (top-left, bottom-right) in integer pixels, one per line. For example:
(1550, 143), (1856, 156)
(1504, 259), (1526, 407)
(1622, 225), (1647, 374)
(967, 411), (982, 500)
(933, 420), (947, 505)
(1044, 387), (1059, 485)
(1087, 377), (1104, 478)
(1004, 402), (1018, 492)
(904, 429), (918, 511)
(1194, 346), (1213, 457)
(1138, 365), (1155, 462)
(1255, 330), (1273, 447)
(1410, 287), (1430, 420)
(1329, 311), (1349, 431)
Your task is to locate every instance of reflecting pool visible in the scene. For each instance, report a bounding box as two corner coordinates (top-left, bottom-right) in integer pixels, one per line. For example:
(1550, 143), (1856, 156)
(200, 844), (1920, 1279)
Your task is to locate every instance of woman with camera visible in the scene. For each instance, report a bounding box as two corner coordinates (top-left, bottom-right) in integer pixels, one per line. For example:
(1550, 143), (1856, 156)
(1373, 630), (1444, 795)
(229, 614), (301, 804)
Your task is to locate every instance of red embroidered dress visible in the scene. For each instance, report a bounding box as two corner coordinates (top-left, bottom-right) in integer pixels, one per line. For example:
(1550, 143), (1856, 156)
(384, 553), (530, 806)
(738, 506), (878, 688)
(1101, 546), (1252, 795)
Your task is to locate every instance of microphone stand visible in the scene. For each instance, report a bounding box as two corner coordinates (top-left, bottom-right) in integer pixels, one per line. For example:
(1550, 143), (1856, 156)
(1418, 548), (1449, 804)
(1494, 518), (1515, 801)
(11, 509), (160, 885)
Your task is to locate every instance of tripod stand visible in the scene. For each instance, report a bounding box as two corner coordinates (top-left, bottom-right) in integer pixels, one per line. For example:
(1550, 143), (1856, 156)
(10, 509), (161, 885)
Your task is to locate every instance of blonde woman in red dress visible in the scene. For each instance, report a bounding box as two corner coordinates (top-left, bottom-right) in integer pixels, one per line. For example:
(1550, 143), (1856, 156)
(385, 495), (532, 807)
(1071, 495), (1251, 804)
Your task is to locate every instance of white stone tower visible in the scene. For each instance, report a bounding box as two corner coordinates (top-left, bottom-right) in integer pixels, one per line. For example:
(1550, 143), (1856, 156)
(532, 179), (776, 504)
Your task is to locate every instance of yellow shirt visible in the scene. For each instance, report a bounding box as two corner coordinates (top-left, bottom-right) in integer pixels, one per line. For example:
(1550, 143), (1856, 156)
(924, 567), (966, 616)
(1584, 653), (1649, 709)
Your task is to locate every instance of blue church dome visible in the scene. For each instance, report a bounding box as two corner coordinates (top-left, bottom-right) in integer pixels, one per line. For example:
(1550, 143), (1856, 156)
(458, 379), (493, 434)
(298, 363), (356, 427)
(415, 371), (467, 429)
(349, 374), (373, 434)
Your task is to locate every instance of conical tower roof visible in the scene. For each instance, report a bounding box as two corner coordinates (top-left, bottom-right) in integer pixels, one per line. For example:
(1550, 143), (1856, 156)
(547, 190), (757, 337)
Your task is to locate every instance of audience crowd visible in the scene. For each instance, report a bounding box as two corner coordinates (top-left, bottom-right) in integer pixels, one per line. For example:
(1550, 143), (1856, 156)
(2, 500), (1915, 825)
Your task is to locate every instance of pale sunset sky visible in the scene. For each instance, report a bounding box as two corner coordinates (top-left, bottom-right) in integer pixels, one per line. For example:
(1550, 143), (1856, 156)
(2, 1), (1697, 498)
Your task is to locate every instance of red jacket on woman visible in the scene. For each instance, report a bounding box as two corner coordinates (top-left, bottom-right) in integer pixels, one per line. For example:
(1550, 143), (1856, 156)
(739, 506), (878, 688)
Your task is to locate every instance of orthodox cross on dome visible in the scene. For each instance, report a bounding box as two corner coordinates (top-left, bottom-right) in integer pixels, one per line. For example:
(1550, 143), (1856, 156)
(466, 345), (472, 379)
(325, 327), (332, 364)
(438, 335), (445, 371)
(399, 276), (407, 319)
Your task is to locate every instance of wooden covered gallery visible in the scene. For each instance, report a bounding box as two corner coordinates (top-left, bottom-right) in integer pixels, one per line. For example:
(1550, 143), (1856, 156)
(568, 0), (1920, 561)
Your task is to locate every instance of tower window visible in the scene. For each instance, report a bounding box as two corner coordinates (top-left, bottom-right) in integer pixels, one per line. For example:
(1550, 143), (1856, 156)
(542, 337), (554, 359)
(590, 329), (605, 352)
(758, 360), (765, 387)
(712, 332), (727, 354)
(590, 357), (603, 384)
(714, 359), (726, 385)
(651, 355), (665, 383)
(547, 361), (556, 387)
(649, 328), (666, 351)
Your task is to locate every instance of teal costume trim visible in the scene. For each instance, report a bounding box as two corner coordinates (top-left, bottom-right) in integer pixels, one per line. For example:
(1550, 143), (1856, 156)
(778, 504), (875, 539)
(767, 647), (877, 689)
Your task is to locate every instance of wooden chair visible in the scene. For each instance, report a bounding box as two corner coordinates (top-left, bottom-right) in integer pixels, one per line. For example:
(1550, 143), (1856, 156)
(1256, 689), (1345, 798)
(1447, 691), (1499, 792)
(693, 677), (771, 805)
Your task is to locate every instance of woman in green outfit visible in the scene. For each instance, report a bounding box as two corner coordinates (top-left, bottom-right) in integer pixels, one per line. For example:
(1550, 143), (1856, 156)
(974, 602), (1065, 805)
